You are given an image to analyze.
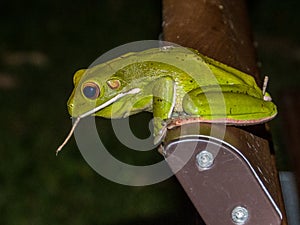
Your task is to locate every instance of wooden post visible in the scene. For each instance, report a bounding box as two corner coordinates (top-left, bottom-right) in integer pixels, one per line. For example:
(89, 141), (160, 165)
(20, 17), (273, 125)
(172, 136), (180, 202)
(163, 0), (258, 78)
(162, 0), (288, 224)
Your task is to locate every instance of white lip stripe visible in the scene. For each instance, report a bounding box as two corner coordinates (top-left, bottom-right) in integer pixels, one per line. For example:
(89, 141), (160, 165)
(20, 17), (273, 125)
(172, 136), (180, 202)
(78, 88), (141, 119)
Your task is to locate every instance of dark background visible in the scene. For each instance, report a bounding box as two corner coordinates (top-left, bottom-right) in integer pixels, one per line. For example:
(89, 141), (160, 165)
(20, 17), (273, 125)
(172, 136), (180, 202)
(0, 0), (299, 224)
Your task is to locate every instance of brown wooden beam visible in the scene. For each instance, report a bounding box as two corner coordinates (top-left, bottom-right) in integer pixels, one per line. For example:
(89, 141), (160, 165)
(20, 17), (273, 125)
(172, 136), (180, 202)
(162, 0), (288, 224)
(163, 0), (258, 79)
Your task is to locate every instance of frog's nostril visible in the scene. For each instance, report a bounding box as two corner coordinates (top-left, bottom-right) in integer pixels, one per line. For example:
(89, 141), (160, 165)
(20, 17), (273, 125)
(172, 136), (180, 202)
(67, 103), (74, 115)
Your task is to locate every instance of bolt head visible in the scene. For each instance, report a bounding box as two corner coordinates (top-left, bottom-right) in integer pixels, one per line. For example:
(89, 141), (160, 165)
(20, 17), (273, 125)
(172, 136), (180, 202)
(231, 206), (249, 224)
(196, 150), (214, 169)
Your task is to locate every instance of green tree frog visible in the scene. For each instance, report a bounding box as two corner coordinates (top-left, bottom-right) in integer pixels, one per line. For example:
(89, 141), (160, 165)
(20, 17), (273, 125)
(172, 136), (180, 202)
(56, 47), (277, 154)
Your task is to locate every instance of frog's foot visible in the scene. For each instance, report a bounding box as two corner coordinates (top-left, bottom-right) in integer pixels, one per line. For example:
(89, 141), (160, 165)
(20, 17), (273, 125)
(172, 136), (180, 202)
(166, 116), (209, 129)
(262, 76), (272, 101)
(154, 116), (205, 145)
(171, 111), (188, 117)
(153, 120), (168, 145)
(154, 131), (166, 145)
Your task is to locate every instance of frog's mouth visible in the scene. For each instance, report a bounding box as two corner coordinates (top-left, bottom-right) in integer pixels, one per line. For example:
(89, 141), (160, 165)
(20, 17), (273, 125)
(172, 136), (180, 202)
(56, 88), (141, 155)
(75, 88), (141, 119)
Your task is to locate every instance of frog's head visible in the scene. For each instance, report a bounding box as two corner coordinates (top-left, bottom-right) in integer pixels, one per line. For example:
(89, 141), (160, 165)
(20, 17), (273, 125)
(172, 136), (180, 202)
(57, 66), (141, 155)
(67, 66), (139, 119)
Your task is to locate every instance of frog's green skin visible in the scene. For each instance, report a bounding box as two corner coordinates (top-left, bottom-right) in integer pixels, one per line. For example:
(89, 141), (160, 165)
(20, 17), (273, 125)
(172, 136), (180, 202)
(68, 47), (277, 143)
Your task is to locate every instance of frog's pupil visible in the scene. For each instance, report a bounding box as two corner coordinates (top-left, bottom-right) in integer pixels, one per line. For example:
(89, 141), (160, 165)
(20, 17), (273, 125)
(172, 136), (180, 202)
(83, 86), (97, 98)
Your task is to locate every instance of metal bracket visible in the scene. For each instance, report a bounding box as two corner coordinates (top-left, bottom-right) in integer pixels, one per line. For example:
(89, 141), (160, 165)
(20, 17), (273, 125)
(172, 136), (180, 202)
(161, 123), (282, 225)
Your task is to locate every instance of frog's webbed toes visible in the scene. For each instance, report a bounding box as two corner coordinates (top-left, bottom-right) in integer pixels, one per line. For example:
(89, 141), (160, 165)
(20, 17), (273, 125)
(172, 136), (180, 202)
(153, 126), (167, 145)
(153, 118), (168, 145)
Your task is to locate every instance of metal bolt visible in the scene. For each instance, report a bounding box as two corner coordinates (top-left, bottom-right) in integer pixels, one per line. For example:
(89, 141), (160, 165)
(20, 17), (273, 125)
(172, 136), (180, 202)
(231, 206), (249, 224)
(196, 150), (214, 169)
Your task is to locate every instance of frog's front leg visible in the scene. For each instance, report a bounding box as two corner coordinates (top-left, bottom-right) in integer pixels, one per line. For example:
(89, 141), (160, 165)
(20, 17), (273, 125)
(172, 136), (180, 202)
(152, 76), (175, 144)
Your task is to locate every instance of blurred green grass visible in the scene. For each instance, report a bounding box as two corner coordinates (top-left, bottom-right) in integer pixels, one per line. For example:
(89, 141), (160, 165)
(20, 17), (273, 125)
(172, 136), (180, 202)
(0, 1), (200, 224)
(0, 0), (299, 224)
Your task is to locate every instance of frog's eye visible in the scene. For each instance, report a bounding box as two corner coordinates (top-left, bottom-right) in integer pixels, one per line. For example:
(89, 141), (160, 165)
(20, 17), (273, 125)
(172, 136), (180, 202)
(82, 82), (100, 99)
